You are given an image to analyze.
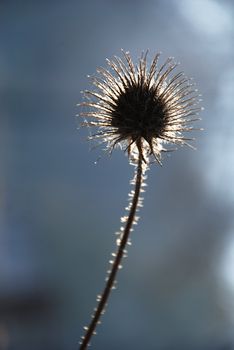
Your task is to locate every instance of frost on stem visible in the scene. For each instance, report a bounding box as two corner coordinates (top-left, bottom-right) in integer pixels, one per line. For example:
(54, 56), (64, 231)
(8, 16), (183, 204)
(79, 150), (148, 349)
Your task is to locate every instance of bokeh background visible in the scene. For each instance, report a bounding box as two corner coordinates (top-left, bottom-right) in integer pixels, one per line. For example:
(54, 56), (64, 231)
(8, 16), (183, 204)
(1, 0), (234, 349)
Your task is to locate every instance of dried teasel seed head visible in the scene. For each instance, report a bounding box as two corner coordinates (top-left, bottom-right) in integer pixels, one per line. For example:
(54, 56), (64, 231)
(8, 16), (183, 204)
(79, 50), (201, 165)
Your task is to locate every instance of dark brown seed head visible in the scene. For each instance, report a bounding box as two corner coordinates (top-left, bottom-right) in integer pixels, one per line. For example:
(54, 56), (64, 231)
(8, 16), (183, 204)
(80, 50), (201, 164)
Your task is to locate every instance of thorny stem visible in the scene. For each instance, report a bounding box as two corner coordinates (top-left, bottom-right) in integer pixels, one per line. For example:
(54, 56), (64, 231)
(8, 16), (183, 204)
(79, 149), (145, 349)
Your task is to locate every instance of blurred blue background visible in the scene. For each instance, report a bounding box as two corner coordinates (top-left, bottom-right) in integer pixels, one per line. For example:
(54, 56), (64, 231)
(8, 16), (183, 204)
(0, 0), (234, 349)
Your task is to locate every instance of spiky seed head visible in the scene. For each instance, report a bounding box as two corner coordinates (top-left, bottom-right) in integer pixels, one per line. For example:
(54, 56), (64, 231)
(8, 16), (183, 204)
(80, 50), (201, 164)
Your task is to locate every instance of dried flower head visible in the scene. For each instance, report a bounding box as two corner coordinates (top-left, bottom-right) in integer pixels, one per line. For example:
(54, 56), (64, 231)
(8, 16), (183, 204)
(80, 50), (200, 164)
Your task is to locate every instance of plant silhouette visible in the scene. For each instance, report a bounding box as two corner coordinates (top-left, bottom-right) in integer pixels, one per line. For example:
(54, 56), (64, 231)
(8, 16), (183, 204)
(78, 50), (201, 349)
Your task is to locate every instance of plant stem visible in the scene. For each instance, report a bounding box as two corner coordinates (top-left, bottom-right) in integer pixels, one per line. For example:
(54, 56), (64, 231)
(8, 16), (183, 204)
(79, 153), (144, 349)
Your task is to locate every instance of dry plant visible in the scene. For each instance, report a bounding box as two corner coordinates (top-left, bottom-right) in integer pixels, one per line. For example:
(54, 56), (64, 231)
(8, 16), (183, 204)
(78, 50), (201, 349)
